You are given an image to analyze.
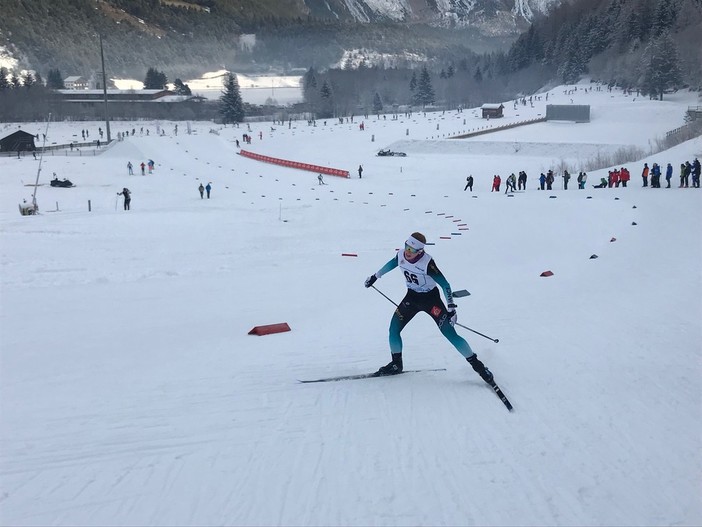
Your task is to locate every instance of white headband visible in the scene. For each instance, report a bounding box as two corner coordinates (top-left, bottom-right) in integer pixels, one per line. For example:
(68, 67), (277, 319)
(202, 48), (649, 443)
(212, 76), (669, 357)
(405, 236), (425, 251)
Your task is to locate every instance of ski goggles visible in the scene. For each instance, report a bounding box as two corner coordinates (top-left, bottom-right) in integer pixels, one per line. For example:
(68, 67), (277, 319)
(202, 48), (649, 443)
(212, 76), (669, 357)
(404, 244), (421, 254)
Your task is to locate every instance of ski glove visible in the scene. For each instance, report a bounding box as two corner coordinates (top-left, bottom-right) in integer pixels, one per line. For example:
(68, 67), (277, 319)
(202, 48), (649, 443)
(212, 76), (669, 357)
(364, 274), (377, 288)
(447, 303), (458, 326)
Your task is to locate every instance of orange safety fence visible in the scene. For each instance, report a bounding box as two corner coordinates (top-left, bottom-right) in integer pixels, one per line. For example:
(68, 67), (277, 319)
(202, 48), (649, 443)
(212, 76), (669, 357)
(239, 150), (350, 178)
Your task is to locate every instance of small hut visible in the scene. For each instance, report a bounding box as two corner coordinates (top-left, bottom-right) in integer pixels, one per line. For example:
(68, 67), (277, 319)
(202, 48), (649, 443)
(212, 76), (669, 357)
(0, 130), (36, 153)
(481, 103), (504, 119)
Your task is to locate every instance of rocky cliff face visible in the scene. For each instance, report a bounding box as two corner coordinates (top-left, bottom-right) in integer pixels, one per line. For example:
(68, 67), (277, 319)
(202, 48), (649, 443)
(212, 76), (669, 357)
(303, 0), (561, 35)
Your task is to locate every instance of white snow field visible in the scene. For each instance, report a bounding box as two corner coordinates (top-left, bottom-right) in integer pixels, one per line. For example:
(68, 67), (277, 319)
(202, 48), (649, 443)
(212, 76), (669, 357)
(1, 82), (701, 526)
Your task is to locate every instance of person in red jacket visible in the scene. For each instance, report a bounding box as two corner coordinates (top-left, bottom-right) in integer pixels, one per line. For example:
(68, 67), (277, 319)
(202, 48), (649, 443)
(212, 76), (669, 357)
(491, 175), (501, 192)
(620, 167), (630, 187)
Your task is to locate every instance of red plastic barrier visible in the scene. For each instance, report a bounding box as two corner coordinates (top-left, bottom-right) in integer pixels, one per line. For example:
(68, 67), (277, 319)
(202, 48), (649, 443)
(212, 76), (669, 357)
(239, 150), (350, 178)
(248, 322), (292, 336)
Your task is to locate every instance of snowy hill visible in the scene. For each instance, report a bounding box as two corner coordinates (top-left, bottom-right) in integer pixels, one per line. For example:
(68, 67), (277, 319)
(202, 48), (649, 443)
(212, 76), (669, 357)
(1, 82), (701, 526)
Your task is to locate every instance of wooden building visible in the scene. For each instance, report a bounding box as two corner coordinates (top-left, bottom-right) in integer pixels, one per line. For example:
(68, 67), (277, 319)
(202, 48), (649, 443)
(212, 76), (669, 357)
(0, 130), (36, 152)
(481, 103), (504, 119)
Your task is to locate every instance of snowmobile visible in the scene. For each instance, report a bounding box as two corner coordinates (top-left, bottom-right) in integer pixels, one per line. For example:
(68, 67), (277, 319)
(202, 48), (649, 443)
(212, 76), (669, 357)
(50, 177), (74, 188)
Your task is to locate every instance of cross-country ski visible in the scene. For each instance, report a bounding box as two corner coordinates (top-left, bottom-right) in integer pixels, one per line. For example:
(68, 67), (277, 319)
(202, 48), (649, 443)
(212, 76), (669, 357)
(298, 368), (447, 383)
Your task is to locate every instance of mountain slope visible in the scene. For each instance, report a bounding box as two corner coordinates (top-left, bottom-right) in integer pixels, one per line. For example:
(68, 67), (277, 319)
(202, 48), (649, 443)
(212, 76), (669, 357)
(0, 0), (555, 78)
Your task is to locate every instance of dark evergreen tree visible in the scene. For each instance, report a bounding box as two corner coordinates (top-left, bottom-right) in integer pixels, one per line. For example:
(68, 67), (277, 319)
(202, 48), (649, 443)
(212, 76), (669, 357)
(21, 72), (35, 88)
(372, 92), (383, 113)
(557, 38), (588, 83)
(0, 67), (9, 90)
(302, 66), (319, 114)
(144, 67), (167, 89)
(319, 79), (334, 118)
(474, 66), (483, 82)
(409, 71), (417, 93)
(173, 78), (192, 95)
(653, 0), (678, 35)
(219, 72), (244, 123)
(640, 31), (682, 100)
(47, 68), (64, 89)
(10, 73), (21, 89)
(413, 66), (435, 107)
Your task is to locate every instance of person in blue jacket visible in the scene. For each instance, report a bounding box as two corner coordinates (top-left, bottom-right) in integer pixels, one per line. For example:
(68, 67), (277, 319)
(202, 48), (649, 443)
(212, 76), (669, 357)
(650, 163), (661, 188)
(364, 232), (495, 384)
(665, 163), (673, 188)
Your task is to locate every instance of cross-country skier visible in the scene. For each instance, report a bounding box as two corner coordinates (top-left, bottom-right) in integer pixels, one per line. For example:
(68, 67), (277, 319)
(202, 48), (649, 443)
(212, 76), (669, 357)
(364, 232), (495, 384)
(117, 188), (131, 210)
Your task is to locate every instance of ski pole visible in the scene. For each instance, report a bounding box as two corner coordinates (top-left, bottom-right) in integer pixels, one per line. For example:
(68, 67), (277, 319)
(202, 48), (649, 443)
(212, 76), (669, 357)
(454, 322), (500, 343)
(370, 285), (499, 343)
(371, 284), (398, 307)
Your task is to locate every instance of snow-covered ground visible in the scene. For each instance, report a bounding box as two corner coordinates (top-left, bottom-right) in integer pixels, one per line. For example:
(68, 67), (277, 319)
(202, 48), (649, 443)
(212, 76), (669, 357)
(1, 82), (701, 526)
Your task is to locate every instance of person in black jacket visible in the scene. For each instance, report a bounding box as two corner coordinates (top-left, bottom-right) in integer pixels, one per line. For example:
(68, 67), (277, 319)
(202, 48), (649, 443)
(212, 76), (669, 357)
(464, 175), (474, 192)
(117, 188), (131, 210)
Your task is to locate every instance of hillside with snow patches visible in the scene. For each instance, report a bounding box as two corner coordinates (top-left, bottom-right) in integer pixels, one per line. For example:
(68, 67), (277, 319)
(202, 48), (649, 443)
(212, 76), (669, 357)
(1, 82), (701, 526)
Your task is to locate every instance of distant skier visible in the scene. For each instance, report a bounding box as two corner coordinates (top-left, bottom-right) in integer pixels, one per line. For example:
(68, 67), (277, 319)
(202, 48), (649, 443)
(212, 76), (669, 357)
(363, 232), (496, 385)
(205, 182), (212, 198)
(117, 188), (131, 210)
(198, 183), (205, 199)
(464, 175), (473, 192)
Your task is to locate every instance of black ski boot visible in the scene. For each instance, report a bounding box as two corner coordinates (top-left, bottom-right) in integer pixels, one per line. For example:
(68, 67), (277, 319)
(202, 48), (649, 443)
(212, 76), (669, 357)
(376, 353), (403, 376)
(467, 354), (494, 384)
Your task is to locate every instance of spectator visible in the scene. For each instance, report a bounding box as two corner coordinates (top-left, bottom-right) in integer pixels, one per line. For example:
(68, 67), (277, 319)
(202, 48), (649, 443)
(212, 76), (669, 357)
(491, 175), (501, 192)
(641, 163), (649, 187)
(546, 170), (554, 190)
(593, 177), (608, 188)
(518, 171), (527, 190)
(683, 161), (691, 188)
(692, 158), (701, 188)
(620, 167), (630, 187)
(464, 175), (474, 192)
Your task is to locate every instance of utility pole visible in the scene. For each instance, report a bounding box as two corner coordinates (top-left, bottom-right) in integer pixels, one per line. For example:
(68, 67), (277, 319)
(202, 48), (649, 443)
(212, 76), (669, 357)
(100, 33), (112, 143)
